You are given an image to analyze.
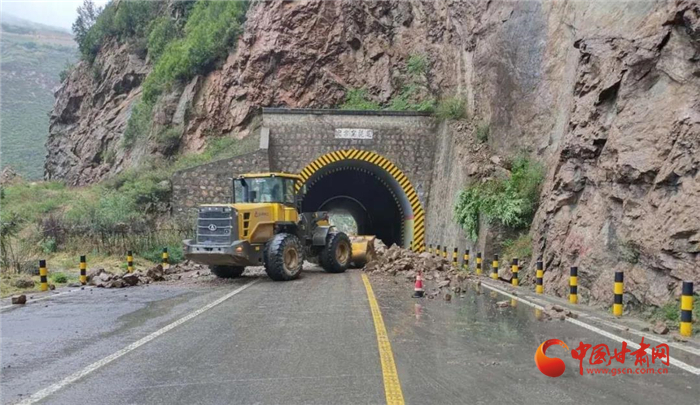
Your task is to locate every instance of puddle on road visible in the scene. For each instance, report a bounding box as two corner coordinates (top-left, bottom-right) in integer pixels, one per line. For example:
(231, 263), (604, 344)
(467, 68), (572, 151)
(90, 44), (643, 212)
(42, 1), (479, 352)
(371, 276), (575, 352)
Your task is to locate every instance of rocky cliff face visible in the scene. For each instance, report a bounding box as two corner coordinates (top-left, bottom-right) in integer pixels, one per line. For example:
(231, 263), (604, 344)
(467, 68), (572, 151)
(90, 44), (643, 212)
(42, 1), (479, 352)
(531, 2), (700, 307)
(48, 0), (699, 307)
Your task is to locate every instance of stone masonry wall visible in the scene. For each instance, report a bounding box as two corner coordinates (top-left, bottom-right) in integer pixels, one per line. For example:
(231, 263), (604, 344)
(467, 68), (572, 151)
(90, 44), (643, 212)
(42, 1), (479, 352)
(264, 109), (437, 207)
(171, 149), (270, 219)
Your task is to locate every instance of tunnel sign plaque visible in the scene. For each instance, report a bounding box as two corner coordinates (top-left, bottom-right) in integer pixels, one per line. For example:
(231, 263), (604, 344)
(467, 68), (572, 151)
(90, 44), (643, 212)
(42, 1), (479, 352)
(335, 128), (373, 140)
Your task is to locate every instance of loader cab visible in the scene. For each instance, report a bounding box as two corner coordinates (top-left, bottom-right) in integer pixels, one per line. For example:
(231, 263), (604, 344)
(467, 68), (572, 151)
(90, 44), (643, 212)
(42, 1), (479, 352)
(234, 173), (299, 206)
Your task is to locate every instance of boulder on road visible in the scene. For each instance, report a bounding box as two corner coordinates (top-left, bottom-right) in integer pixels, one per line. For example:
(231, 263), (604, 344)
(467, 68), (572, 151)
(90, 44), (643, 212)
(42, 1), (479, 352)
(11, 295), (27, 305)
(146, 265), (165, 281)
(653, 321), (669, 335)
(122, 273), (140, 286)
(87, 268), (107, 282)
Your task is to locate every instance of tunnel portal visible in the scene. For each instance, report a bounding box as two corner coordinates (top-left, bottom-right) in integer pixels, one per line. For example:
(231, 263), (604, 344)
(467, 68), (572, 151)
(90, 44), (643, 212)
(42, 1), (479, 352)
(296, 149), (424, 250)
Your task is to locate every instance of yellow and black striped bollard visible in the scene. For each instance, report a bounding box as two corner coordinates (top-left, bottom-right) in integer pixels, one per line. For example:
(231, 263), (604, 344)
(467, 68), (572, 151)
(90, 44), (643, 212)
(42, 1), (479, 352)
(39, 259), (48, 291)
(435, 245), (440, 257)
(80, 255), (87, 285)
(476, 252), (482, 275)
(680, 282), (693, 337)
(127, 250), (134, 273)
(535, 258), (544, 294)
(442, 246), (447, 259)
(569, 266), (578, 304)
(452, 248), (458, 268)
(511, 258), (519, 286)
(428, 244), (433, 255)
(463, 249), (470, 272)
(162, 248), (169, 270)
(491, 254), (499, 280)
(613, 271), (623, 316)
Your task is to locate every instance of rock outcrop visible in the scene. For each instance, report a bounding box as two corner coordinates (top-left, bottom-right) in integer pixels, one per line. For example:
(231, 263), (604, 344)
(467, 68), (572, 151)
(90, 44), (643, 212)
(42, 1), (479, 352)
(531, 1), (700, 307)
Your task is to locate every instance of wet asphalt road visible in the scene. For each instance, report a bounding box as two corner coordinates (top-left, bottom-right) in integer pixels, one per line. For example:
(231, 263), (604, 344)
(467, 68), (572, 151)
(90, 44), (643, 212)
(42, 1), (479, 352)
(1, 268), (698, 405)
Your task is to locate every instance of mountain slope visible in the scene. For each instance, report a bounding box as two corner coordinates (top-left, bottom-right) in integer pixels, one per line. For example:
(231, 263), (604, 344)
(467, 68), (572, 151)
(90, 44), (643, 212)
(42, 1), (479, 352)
(0, 13), (77, 179)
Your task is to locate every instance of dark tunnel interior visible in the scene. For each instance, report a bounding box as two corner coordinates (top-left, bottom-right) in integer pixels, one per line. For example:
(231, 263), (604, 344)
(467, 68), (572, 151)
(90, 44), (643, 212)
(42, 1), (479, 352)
(300, 166), (404, 247)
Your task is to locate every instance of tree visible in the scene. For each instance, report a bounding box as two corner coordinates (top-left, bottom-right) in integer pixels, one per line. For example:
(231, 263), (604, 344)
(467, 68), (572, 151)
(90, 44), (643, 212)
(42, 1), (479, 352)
(72, 0), (103, 46)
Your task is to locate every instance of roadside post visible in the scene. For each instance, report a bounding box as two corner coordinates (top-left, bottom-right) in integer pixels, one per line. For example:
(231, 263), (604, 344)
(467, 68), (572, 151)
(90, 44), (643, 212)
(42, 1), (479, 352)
(39, 259), (48, 291)
(491, 254), (498, 280)
(569, 266), (578, 304)
(80, 255), (87, 285)
(613, 271), (624, 316)
(511, 258), (519, 286)
(680, 282), (693, 337)
(127, 251), (134, 273)
(535, 258), (544, 294)
(463, 249), (469, 272)
(162, 248), (169, 270)
(452, 248), (458, 267)
(476, 252), (482, 275)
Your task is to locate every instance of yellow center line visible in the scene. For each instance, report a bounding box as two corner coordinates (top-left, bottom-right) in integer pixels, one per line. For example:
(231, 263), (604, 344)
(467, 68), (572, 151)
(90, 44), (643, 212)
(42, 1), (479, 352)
(361, 273), (405, 405)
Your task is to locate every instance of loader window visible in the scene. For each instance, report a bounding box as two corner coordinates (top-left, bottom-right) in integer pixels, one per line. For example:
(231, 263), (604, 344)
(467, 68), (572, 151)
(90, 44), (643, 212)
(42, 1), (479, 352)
(234, 177), (292, 204)
(283, 179), (295, 205)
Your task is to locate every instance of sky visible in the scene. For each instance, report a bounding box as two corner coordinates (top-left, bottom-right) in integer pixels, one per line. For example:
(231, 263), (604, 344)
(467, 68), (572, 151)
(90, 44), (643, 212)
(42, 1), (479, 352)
(1, 0), (109, 30)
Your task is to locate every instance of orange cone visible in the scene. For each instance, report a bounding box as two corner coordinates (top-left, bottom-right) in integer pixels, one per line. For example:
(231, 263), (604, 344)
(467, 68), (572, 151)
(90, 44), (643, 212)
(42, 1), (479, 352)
(413, 272), (425, 298)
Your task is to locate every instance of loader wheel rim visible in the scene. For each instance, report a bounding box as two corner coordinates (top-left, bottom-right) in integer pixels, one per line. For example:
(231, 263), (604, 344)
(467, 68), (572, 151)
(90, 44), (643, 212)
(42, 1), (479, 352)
(336, 242), (350, 265)
(283, 246), (299, 270)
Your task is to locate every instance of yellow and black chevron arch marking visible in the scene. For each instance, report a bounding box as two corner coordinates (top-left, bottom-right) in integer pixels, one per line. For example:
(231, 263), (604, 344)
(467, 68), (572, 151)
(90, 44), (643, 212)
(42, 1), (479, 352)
(295, 149), (425, 252)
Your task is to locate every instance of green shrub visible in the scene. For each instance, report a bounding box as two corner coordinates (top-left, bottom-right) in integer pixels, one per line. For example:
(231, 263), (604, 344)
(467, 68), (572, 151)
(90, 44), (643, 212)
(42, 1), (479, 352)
(385, 84), (435, 113)
(41, 237), (58, 254)
(454, 157), (544, 240)
(406, 54), (428, 77)
(141, 243), (184, 265)
(142, 0), (248, 103)
(340, 88), (381, 111)
(502, 233), (533, 265)
(123, 99), (154, 148)
(64, 192), (141, 234)
(111, 1), (158, 40)
(78, 1), (163, 62)
(454, 187), (482, 240)
(147, 16), (177, 62)
(155, 126), (182, 154)
(50, 272), (68, 284)
(59, 61), (74, 82)
(436, 97), (466, 120)
(476, 123), (490, 143)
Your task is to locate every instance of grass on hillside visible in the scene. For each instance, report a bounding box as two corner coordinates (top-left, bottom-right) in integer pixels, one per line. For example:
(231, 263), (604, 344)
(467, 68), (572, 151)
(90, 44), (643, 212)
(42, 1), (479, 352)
(0, 31), (77, 179)
(0, 134), (256, 284)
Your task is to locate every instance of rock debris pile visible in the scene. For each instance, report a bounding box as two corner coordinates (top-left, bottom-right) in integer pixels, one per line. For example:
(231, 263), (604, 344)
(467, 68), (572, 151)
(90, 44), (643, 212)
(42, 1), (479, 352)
(88, 261), (208, 288)
(363, 244), (474, 299)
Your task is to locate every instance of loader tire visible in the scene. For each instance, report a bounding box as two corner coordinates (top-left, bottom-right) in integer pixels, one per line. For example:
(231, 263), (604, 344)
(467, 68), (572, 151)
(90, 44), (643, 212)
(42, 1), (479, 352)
(210, 265), (245, 279)
(265, 233), (303, 281)
(320, 232), (351, 273)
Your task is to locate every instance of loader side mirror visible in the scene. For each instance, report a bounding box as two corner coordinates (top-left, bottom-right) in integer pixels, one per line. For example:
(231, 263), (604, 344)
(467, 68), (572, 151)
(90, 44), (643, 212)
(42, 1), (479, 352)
(295, 184), (306, 211)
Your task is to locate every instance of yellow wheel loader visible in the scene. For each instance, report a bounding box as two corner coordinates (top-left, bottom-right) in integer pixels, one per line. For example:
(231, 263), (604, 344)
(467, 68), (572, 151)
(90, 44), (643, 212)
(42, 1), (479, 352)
(183, 173), (352, 281)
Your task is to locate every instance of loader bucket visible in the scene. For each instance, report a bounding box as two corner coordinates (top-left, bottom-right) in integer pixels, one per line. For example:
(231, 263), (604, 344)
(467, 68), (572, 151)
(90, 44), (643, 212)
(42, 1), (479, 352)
(350, 235), (377, 268)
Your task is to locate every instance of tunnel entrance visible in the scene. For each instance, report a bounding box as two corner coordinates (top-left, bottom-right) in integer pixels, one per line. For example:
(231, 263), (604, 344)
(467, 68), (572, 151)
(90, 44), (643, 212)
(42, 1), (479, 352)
(296, 149), (425, 250)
